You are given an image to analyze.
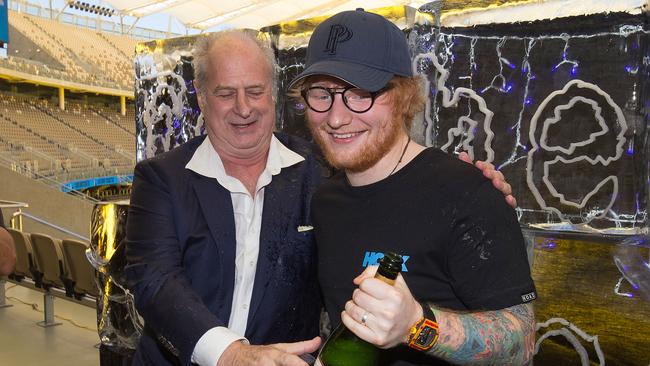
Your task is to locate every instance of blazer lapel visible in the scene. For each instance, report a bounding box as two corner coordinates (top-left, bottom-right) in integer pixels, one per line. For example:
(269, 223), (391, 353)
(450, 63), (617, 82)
(191, 173), (237, 315)
(247, 167), (300, 325)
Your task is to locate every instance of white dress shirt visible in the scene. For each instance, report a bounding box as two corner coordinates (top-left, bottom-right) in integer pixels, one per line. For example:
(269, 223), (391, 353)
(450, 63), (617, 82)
(185, 135), (304, 366)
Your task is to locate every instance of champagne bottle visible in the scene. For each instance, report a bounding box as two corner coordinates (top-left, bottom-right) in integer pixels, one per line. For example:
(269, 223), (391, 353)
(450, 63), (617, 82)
(316, 252), (404, 366)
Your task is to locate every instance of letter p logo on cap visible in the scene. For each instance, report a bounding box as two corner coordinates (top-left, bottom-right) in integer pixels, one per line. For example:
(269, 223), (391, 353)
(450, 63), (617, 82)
(325, 24), (352, 55)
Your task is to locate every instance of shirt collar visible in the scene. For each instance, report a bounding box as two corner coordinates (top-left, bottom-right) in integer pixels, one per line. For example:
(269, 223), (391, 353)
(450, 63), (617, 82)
(185, 135), (305, 193)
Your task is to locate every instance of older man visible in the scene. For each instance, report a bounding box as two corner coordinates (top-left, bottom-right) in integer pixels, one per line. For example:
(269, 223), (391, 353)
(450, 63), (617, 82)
(125, 30), (323, 366)
(291, 9), (536, 365)
(125, 28), (518, 366)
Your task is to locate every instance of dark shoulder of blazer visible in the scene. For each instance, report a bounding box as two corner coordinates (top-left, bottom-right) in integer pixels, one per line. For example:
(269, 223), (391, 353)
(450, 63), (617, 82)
(274, 131), (331, 179)
(136, 135), (206, 176)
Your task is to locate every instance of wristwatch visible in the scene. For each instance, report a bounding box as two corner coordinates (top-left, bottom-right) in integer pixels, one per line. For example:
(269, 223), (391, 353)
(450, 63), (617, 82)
(407, 301), (439, 351)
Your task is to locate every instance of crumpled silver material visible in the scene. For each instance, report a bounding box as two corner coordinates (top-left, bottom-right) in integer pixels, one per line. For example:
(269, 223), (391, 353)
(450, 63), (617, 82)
(90, 202), (142, 353)
(134, 36), (203, 161)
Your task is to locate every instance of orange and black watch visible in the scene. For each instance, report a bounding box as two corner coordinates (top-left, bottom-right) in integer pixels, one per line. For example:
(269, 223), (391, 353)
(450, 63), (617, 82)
(407, 302), (439, 351)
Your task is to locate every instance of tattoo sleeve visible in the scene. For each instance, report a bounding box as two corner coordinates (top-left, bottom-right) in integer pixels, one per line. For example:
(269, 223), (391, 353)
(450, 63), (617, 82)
(427, 302), (535, 365)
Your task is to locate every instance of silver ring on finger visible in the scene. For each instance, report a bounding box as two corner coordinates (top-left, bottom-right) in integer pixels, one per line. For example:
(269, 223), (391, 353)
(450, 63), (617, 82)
(361, 312), (369, 326)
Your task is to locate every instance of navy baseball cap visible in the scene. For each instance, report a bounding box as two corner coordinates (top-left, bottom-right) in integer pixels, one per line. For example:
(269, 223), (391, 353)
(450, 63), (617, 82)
(289, 8), (412, 92)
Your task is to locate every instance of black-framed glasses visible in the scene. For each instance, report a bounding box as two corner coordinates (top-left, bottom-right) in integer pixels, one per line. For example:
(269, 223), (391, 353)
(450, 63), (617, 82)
(300, 85), (390, 113)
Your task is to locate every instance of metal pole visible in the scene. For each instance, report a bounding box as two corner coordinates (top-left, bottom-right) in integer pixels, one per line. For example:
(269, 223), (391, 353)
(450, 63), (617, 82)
(37, 292), (62, 327)
(0, 279), (13, 308)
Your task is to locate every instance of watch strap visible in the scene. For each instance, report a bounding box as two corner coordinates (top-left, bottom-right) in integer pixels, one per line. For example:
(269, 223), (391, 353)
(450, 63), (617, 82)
(407, 302), (439, 351)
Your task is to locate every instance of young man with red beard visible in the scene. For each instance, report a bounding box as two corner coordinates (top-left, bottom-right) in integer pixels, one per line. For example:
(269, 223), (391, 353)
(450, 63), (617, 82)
(290, 9), (536, 365)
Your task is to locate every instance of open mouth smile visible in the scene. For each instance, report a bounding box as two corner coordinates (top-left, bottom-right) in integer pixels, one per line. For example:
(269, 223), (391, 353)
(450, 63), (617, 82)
(329, 131), (364, 141)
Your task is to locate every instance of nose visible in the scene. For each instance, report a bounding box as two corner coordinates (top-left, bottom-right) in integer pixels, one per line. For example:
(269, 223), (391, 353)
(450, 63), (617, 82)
(327, 94), (352, 129)
(234, 92), (252, 118)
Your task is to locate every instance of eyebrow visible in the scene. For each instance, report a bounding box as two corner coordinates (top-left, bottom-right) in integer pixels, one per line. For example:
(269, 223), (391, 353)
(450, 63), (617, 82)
(212, 84), (267, 93)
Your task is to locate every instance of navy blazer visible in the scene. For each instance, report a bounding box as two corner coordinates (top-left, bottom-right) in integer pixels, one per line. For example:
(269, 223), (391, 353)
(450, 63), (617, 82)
(125, 133), (326, 365)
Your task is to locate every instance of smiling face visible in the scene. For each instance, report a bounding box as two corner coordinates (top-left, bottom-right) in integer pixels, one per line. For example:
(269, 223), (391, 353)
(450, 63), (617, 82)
(305, 76), (403, 172)
(195, 34), (275, 161)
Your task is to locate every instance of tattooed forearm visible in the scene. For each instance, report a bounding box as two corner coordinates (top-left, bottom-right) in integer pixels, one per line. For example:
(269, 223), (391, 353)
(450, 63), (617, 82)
(427, 303), (535, 365)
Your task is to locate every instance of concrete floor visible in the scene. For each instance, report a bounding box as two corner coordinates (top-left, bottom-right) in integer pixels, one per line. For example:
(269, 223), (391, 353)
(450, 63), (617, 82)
(0, 282), (100, 366)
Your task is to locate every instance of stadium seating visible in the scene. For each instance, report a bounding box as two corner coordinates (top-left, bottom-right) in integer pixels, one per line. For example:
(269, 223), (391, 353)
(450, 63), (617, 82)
(0, 89), (135, 180)
(61, 239), (98, 298)
(1, 10), (138, 90)
(29, 233), (71, 294)
(7, 228), (37, 284)
(4, 229), (98, 329)
(0, 9), (141, 188)
(6, 229), (99, 300)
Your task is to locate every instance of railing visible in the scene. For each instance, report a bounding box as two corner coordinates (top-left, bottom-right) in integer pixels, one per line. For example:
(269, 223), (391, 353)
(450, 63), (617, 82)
(0, 155), (102, 204)
(15, 211), (89, 242)
(0, 200), (28, 231)
(0, 200), (89, 241)
(0, 200), (96, 315)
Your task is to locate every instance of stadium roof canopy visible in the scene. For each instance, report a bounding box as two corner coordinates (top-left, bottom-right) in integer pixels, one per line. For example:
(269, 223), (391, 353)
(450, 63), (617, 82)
(101, 0), (435, 31)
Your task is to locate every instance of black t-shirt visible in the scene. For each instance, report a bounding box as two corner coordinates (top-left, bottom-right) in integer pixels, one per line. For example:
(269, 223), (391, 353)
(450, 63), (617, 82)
(312, 148), (536, 365)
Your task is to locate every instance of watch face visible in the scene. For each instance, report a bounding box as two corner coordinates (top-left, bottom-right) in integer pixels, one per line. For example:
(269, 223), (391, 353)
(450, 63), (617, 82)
(410, 319), (439, 351)
(416, 326), (436, 346)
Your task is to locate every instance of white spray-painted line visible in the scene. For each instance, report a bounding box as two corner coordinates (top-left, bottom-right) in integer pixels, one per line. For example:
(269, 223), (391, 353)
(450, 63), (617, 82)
(526, 79), (628, 222)
(613, 276), (635, 298)
(440, 116), (478, 157)
(535, 317), (604, 366)
(542, 157), (619, 220)
(414, 47), (496, 163)
(539, 96), (608, 155)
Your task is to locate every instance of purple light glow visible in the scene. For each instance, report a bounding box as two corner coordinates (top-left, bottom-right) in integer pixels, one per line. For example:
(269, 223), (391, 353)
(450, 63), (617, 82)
(538, 238), (557, 249)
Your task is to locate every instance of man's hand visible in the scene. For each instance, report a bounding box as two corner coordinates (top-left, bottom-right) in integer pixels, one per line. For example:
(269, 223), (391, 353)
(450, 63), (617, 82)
(458, 152), (517, 208)
(217, 337), (321, 366)
(340, 266), (422, 349)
